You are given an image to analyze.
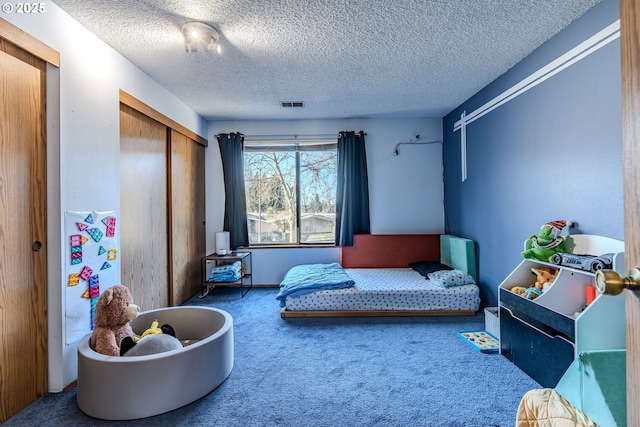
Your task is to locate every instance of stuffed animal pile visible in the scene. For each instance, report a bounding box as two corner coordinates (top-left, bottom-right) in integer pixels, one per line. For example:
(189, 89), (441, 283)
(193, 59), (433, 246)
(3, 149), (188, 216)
(89, 284), (183, 357)
(522, 220), (572, 262)
(510, 267), (557, 300)
(511, 286), (541, 300)
(120, 320), (181, 357)
(514, 219), (569, 299)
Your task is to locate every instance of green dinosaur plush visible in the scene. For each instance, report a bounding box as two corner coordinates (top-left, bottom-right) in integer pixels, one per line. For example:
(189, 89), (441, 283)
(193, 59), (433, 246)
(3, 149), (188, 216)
(522, 220), (572, 262)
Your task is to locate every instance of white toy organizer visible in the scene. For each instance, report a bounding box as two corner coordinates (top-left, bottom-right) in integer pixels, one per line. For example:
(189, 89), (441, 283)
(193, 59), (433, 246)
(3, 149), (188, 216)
(498, 234), (625, 387)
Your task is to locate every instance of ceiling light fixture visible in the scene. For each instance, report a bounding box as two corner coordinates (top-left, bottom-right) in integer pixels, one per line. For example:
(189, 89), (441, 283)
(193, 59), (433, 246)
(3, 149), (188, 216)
(181, 22), (220, 53)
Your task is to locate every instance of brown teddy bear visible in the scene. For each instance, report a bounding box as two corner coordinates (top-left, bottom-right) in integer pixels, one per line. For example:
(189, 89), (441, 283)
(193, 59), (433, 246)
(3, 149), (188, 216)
(90, 284), (140, 356)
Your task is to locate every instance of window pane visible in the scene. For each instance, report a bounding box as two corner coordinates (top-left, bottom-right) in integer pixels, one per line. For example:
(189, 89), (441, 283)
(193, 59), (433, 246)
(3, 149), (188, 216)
(244, 151), (297, 244)
(300, 151), (337, 243)
(244, 144), (337, 245)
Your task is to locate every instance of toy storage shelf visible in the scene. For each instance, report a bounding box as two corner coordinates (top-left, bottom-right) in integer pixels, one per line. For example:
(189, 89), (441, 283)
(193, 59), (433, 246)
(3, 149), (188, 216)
(498, 234), (625, 388)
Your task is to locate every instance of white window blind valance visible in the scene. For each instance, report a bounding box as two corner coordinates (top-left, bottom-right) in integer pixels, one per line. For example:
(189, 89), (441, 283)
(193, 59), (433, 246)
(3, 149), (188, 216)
(243, 136), (336, 152)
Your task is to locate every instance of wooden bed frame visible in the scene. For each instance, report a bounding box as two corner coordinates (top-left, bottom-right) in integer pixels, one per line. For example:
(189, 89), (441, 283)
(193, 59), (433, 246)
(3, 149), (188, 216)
(280, 234), (478, 318)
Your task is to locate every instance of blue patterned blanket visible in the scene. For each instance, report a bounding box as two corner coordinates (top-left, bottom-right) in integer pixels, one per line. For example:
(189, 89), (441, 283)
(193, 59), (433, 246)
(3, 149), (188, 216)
(209, 260), (242, 283)
(276, 262), (355, 307)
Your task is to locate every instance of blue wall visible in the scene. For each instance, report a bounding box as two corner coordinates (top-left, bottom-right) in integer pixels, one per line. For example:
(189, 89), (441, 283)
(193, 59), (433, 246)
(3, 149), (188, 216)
(442, 0), (622, 307)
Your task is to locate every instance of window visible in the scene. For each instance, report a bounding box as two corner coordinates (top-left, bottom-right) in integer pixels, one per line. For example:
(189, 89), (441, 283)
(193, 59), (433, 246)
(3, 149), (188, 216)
(244, 139), (337, 245)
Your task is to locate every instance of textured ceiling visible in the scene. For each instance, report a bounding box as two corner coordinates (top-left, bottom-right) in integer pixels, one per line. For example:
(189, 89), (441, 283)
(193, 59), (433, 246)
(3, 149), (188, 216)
(52, 0), (603, 120)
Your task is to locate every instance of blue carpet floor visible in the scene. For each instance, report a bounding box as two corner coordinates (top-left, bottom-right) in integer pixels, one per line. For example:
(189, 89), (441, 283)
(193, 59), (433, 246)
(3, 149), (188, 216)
(5, 287), (541, 426)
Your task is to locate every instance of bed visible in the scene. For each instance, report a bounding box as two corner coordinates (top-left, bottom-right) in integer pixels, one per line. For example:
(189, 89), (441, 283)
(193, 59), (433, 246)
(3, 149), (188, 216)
(279, 234), (480, 318)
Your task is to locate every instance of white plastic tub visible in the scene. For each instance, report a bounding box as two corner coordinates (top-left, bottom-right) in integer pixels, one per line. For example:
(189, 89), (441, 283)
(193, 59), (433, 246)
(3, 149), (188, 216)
(77, 306), (233, 420)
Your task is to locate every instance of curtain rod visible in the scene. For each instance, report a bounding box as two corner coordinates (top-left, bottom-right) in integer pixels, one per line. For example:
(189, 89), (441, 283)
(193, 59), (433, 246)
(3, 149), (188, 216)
(215, 132), (367, 141)
(243, 134), (337, 141)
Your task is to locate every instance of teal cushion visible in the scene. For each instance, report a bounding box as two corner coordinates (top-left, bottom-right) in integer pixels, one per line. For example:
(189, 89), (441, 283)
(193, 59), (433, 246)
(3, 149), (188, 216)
(440, 235), (477, 282)
(555, 350), (626, 427)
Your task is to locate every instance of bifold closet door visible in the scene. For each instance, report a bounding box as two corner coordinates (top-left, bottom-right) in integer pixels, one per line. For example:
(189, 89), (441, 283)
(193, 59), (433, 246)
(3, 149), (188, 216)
(0, 36), (48, 423)
(119, 104), (169, 310)
(170, 129), (206, 305)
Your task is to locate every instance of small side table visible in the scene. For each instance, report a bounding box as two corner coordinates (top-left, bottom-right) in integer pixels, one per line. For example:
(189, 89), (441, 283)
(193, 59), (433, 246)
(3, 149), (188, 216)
(200, 251), (252, 298)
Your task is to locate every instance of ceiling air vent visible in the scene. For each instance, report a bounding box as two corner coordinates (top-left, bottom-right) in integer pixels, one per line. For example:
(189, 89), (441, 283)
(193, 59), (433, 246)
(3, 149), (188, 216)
(281, 101), (304, 108)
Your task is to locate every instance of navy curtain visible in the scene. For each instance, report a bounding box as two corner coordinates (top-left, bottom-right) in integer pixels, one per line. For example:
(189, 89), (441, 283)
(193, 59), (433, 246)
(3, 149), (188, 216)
(335, 131), (370, 247)
(217, 132), (249, 250)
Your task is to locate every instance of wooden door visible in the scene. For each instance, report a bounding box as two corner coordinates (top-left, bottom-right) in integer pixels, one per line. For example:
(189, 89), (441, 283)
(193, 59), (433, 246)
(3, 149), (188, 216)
(170, 129), (206, 305)
(621, 1), (640, 425)
(0, 39), (47, 422)
(119, 104), (169, 310)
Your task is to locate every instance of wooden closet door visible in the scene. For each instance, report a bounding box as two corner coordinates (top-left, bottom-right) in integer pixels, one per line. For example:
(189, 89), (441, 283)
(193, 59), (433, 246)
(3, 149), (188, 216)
(170, 129), (206, 304)
(119, 104), (169, 310)
(0, 39), (47, 422)
(621, 1), (640, 424)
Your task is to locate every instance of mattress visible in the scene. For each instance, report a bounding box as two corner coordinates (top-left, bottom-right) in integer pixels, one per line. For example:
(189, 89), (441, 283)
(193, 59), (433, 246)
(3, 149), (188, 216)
(283, 268), (480, 311)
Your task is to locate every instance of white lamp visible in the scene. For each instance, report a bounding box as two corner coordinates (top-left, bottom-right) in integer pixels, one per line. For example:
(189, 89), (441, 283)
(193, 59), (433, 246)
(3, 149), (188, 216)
(215, 231), (230, 255)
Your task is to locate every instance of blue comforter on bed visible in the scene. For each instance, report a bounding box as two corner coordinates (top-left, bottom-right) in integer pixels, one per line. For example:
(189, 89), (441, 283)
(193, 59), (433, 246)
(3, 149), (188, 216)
(276, 262), (355, 307)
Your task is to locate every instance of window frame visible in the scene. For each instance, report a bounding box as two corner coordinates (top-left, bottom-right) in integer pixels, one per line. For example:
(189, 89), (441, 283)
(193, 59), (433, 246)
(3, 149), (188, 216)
(243, 139), (337, 247)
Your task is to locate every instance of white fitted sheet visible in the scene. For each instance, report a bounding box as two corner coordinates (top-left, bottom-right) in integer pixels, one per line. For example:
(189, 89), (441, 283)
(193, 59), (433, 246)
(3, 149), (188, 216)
(284, 268), (480, 311)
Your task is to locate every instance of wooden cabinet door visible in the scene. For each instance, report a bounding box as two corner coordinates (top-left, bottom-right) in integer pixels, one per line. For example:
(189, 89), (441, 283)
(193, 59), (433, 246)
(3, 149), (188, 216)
(170, 129), (206, 305)
(0, 38), (47, 422)
(621, 1), (640, 425)
(119, 104), (169, 310)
